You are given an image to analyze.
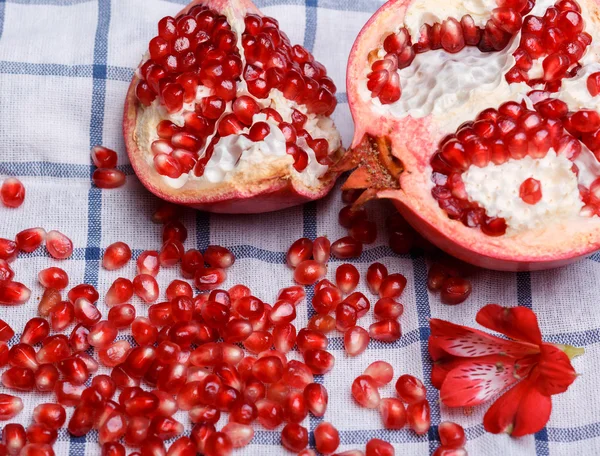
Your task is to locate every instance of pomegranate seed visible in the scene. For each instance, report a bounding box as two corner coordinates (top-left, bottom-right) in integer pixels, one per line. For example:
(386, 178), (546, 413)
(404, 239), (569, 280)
(303, 349), (335, 375)
(204, 431), (233, 456)
(366, 439), (395, 456)
(0, 394), (23, 420)
(335, 303), (357, 332)
(1, 177), (25, 208)
(21, 318), (50, 345)
(314, 422), (340, 455)
(57, 356), (89, 385)
(312, 286), (342, 314)
(331, 236), (363, 258)
(296, 328), (328, 353)
(407, 400), (431, 435)
(221, 422), (254, 448)
(88, 320), (118, 348)
(2, 366), (35, 391)
(519, 177), (542, 205)
(369, 319), (401, 342)
(344, 326), (370, 356)
(304, 383), (328, 417)
(256, 399), (284, 429)
(91, 145), (118, 168)
(195, 267), (227, 291)
(98, 340), (132, 367)
(204, 245), (235, 269)
(0, 259), (14, 281)
(396, 374), (427, 403)
(102, 442), (126, 456)
(0, 239), (18, 262)
(137, 250), (160, 276)
(45, 230), (73, 259)
(16, 227), (46, 252)
(103, 242), (131, 270)
(36, 336), (70, 364)
(133, 274), (160, 302)
(140, 437), (167, 456)
(167, 436), (197, 456)
(433, 447), (468, 456)
(74, 297), (102, 326)
(364, 361), (394, 386)
(33, 403), (66, 429)
(352, 374), (381, 409)
(379, 398), (407, 430)
(3, 423), (26, 454)
(93, 168), (126, 188)
(281, 423), (308, 452)
(307, 314), (336, 333)
(342, 292), (371, 317)
(276, 285), (305, 305)
(379, 273), (407, 298)
(104, 277), (133, 306)
(49, 301), (74, 330)
(439, 421), (466, 448)
(313, 236), (331, 263)
(374, 297), (404, 320)
(287, 238), (313, 268)
(294, 260), (326, 285)
(335, 263), (360, 293)
(252, 356), (284, 384)
(0, 280), (31, 305)
(350, 219), (377, 244)
(9, 343), (38, 371)
(0, 320), (14, 342)
(38, 267), (68, 290)
(366, 262), (388, 294)
(440, 278), (472, 304)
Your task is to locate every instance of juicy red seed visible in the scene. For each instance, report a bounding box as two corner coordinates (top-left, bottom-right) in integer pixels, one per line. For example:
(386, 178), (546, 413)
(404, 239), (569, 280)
(379, 398), (407, 430)
(21, 318), (50, 345)
(338, 205), (367, 228)
(91, 146), (118, 168)
(105, 277), (134, 307)
(287, 238), (313, 268)
(364, 361), (394, 387)
(519, 177), (543, 204)
(294, 260), (326, 285)
(335, 263), (360, 294)
(314, 422), (340, 455)
(0, 280), (32, 306)
(38, 267), (69, 290)
(366, 262), (388, 294)
(349, 219), (377, 244)
(204, 245), (235, 269)
(369, 319), (401, 342)
(46, 230), (73, 259)
(1, 177), (25, 208)
(312, 236), (331, 264)
(440, 277), (472, 305)
(344, 326), (370, 356)
(15, 227), (46, 253)
(0, 239), (18, 263)
(407, 400), (431, 435)
(92, 168), (126, 189)
(366, 439), (395, 456)
(352, 375), (381, 408)
(103, 242), (132, 270)
(439, 421), (467, 449)
(396, 374), (426, 404)
(331, 236), (363, 259)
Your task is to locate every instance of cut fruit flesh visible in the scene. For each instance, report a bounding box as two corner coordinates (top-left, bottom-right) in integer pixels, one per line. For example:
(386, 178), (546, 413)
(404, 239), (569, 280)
(124, 0), (344, 213)
(346, 0), (600, 270)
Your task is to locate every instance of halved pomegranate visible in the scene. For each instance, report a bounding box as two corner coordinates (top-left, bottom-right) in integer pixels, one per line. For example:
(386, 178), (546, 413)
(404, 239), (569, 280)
(345, 0), (600, 270)
(124, 0), (343, 213)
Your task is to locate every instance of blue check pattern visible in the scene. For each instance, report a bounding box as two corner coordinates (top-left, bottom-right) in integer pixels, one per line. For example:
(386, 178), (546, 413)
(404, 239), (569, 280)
(0, 0), (599, 455)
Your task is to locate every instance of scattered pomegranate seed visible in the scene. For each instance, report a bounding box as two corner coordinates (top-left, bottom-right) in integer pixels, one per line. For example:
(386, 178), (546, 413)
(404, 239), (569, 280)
(379, 273), (407, 298)
(0, 280), (31, 305)
(366, 439), (395, 456)
(1, 177), (25, 208)
(45, 230), (73, 259)
(103, 242), (132, 270)
(137, 250), (160, 276)
(395, 374), (427, 404)
(314, 422), (340, 455)
(438, 421), (466, 449)
(344, 325), (370, 356)
(519, 177), (543, 204)
(379, 398), (406, 430)
(3, 423), (26, 454)
(352, 375), (381, 408)
(304, 383), (328, 417)
(374, 297), (404, 320)
(195, 267), (227, 290)
(303, 349), (335, 375)
(38, 267), (69, 289)
(366, 262), (388, 294)
(205, 245), (235, 269)
(92, 168), (126, 189)
(16, 227), (46, 253)
(133, 274), (160, 302)
(369, 319), (401, 342)
(364, 361), (394, 386)
(21, 318), (50, 345)
(313, 236), (331, 263)
(307, 314), (336, 333)
(331, 236), (363, 258)
(0, 238), (18, 262)
(0, 394), (23, 420)
(0, 259), (14, 281)
(287, 237), (313, 267)
(350, 219), (377, 244)
(440, 278), (472, 305)
(33, 403), (66, 429)
(336, 263), (360, 293)
(91, 145), (118, 168)
(294, 260), (326, 285)
(407, 400), (431, 435)
(281, 423), (308, 452)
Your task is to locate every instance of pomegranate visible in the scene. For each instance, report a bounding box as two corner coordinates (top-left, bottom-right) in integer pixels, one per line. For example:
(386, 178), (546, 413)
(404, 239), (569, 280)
(124, 0), (344, 213)
(345, 0), (600, 270)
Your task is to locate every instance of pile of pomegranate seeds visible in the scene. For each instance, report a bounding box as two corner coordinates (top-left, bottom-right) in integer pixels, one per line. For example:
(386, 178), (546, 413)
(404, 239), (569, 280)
(91, 146), (125, 189)
(0, 178), (25, 208)
(368, 0), (534, 103)
(136, 6), (338, 178)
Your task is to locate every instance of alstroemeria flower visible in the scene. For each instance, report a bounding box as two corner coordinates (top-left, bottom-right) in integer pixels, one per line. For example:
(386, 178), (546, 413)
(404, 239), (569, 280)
(429, 304), (583, 437)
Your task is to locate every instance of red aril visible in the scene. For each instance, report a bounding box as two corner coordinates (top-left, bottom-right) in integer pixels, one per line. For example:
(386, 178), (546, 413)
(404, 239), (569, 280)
(364, 361), (394, 386)
(1, 177), (25, 208)
(15, 227), (46, 253)
(366, 262), (388, 294)
(396, 374), (427, 404)
(0, 239), (18, 263)
(331, 236), (363, 258)
(281, 423), (308, 452)
(438, 421), (467, 449)
(336, 263), (360, 293)
(103, 242), (132, 270)
(0, 394), (23, 420)
(407, 400), (431, 435)
(369, 319), (401, 342)
(294, 260), (326, 284)
(313, 236), (331, 263)
(204, 245), (235, 269)
(133, 274), (160, 302)
(314, 422), (340, 455)
(304, 383), (328, 417)
(287, 238), (313, 267)
(45, 230), (73, 259)
(91, 145), (118, 168)
(93, 168), (126, 188)
(38, 267), (69, 289)
(366, 439), (395, 456)
(440, 278), (472, 305)
(344, 325), (370, 356)
(21, 318), (50, 345)
(379, 398), (406, 429)
(352, 375), (381, 408)
(379, 273), (407, 298)
(0, 280), (31, 305)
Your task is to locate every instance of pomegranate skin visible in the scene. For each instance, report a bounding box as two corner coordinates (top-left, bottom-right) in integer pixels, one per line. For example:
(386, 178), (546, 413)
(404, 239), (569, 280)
(123, 0), (343, 214)
(346, 0), (600, 271)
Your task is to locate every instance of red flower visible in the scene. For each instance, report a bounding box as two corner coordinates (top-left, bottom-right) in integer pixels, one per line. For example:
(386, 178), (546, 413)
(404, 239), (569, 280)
(429, 304), (583, 437)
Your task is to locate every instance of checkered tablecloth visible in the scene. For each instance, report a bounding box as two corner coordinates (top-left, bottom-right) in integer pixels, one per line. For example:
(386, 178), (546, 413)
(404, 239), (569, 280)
(0, 0), (599, 455)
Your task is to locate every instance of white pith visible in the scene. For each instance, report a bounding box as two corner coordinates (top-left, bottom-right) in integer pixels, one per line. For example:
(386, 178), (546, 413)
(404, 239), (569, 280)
(463, 150), (583, 234)
(134, 6), (342, 190)
(361, 0), (600, 234)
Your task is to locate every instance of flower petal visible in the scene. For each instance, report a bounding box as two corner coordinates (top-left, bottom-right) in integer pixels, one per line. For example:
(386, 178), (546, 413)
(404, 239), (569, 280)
(476, 304), (543, 345)
(484, 379), (552, 437)
(430, 318), (539, 359)
(531, 343), (578, 396)
(440, 355), (521, 407)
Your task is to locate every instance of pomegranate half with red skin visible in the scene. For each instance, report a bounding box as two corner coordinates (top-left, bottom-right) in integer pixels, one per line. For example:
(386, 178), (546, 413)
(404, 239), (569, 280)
(345, 0), (600, 270)
(124, 0), (343, 213)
